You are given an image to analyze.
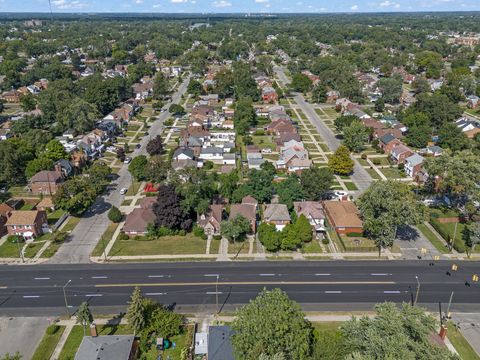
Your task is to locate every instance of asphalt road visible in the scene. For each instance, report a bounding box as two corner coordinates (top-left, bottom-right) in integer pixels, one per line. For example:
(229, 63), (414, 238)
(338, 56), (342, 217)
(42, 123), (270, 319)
(273, 66), (373, 196)
(0, 261), (478, 316)
(49, 76), (191, 264)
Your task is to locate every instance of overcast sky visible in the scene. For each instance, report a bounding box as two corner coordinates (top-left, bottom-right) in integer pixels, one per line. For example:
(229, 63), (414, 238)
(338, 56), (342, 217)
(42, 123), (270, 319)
(1, 0), (479, 13)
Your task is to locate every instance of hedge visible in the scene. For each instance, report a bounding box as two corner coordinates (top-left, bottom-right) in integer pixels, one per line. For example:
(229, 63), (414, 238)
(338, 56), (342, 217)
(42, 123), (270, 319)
(430, 218), (466, 253)
(346, 232), (364, 237)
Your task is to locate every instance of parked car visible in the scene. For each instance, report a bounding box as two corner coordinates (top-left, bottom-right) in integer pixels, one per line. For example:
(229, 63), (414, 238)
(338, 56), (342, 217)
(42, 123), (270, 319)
(135, 144), (141, 149)
(124, 157), (132, 164)
(119, 188), (128, 195)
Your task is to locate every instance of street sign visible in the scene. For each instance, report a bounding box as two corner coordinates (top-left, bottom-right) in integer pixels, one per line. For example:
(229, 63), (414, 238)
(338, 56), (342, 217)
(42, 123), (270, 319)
(473, 274), (479, 282)
(451, 264), (458, 271)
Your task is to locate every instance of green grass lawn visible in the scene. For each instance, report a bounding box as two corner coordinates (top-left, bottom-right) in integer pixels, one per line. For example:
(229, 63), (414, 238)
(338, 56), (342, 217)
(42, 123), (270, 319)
(126, 181), (143, 196)
(302, 240), (322, 253)
(143, 331), (188, 360)
(110, 233), (207, 256)
(209, 238), (221, 254)
(0, 240), (24, 258)
(319, 143), (330, 152)
(58, 325), (132, 360)
(252, 135), (276, 150)
(416, 223), (450, 254)
(24, 241), (45, 257)
(228, 240), (250, 254)
(339, 236), (377, 252)
(344, 182), (358, 191)
(62, 216), (81, 233)
(121, 199), (133, 206)
(92, 222), (119, 257)
(379, 167), (406, 179)
(127, 124), (141, 131)
(357, 158), (369, 166)
(365, 167), (382, 180)
(21, 203), (36, 210)
(40, 241), (61, 258)
(31, 325), (66, 360)
(47, 209), (67, 224)
(447, 323), (480, 360)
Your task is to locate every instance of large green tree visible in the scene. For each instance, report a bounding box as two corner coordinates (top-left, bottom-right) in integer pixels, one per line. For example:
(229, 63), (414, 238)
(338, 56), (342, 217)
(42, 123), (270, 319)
(291, 73), (313, 93)
(232, 288), (313, 360)
(274, 174), (304, 210)
(328, 146), (354, 175)
(300, 167), (334, 201)
(126, 287), (145, 335)
(378, 74), (403, 104)
(357, 181), (423, 254)
(343, 120), (368, 152)
(128, 155), (149, 181)
(234, 97), (256, 135)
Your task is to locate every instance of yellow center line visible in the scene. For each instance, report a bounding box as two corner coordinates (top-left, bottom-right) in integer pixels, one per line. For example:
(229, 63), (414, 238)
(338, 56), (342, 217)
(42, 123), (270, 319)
(96, 281), (396, 288)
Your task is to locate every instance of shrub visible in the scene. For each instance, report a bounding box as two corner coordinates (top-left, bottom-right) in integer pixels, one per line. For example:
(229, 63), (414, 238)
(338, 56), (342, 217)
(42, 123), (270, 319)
(213, 235), (222, 241)
(372, 159), (381, 165)
(453, 236), (466, 253)
(7, 235), (23, 244)
(157, 227), (175, 237)
(108, 206), (122, 223)
(254, 129), (265, 136)
(346, 232), (364, 237)
(322, 237), (329, 245)
(361, 154), (367, 160)
(134, 235), (153, 241)
(398, 163), (405, 170)
(193, 225), (205, 238)
(118, 233), (130, 241)
(46, 325), (59, 335)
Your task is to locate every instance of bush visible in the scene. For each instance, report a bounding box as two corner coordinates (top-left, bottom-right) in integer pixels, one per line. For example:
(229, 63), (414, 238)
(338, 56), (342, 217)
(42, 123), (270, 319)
(213, 235), (222, 241)
(193, 225), (205, 238)
(453, 236), (466, 253)
(164, 118), (174, 127)
(322, 237), (329, 245)
(346, 232), (364, 237)
(7, 235), (23, 244)
(398, 163), (405, 170)
(254, 129), (265, 136)
(46, 325), (60, 335)
(361, 154), (367, 160)
(134, 235), (153, 241)
(372, 159), (381, 165)
(157, 227), (175, 237)
(118, 233), (130, 241)
(108, 206), (122, 223)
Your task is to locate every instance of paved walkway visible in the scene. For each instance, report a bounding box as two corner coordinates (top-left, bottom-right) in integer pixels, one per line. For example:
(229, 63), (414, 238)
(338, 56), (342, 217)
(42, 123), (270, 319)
(50, 323), (74, 360)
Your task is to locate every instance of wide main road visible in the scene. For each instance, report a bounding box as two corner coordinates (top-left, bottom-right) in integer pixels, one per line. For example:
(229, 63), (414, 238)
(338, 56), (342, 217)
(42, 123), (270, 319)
(0, 261), (478, 316)
(49, 76), (191, 264)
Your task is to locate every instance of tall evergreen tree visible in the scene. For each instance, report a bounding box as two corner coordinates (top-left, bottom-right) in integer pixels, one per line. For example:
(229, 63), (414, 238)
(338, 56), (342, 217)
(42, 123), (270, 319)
(76, 301), (93, 336)
(126, 287), (145, 335)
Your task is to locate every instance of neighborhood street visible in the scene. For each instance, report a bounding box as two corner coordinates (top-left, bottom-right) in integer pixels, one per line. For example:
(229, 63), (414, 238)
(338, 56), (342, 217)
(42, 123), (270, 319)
(273, 66), (374, 196)
(49, 77), (191, 264)
(0, 261), (479, 316)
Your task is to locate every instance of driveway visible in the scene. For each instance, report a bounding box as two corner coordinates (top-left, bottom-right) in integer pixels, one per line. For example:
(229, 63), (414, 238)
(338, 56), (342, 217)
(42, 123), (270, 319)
(394, 225), (441, 260)
(0, 317), (49, 359)
(49, 76), (191, 264)
(273, 66), (373, 196)
(451, 312), (480, 357)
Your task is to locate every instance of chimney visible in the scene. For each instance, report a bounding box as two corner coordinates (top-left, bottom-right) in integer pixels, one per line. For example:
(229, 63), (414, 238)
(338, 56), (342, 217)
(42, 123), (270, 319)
(90, 323), (98, 337)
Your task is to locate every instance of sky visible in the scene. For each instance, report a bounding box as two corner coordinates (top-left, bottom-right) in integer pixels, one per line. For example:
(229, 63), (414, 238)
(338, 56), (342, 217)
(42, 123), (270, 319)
(0, 0), (479, 13)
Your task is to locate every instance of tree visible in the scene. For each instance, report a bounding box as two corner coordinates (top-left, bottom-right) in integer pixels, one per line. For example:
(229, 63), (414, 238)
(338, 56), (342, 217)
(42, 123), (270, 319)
(44, 139), (68, 162)
(334, 115), (357, 132)
(291, 73), (313, 93)
(437, 123), (470, 152)
(408, 93), (461, 129)
(128, 155), (149, 181)
(328, 146), (354, 175)
(116, 147), (126, 162)
(108, 206), (122, 223)
(153, 184), (191, 230)
(219, 170), (239, 200)
(234, 97), (256, 135)
(146, 155), (169, 183)
(187, 79), (202, 97)
(25, 157), (53, 179)
(466, 222), (480, 255)
(274, 174), (304, 210)
(342, 302), (458, 360)
(126, 287), (145, 335)
(62, 99), (99, 133)
(76, 301), (93, 336)
(405, 121), (431, 148)
(214, 69), (235, 98)
(169, 103), (185, 115)
(343, 120), (368, 152)
(358, 181), (422, 254)
(21, 93), (37, 112)
(296, 214), (313, 243)
(0, 353), (21, 360)
(312, 83), (328, 103)
(0, 99), (4, 113)
(300, 167), (333, 201)
(415, 51), (444, 78)
(146, 135), (163, 156)
(374, 98), (385, 112)
(258, 222), (281, 251)
(232, 288), (313, 360)
(153, 72), (169, 99)
(221, 215), (251, 243)
(0, 139), (35, 185)
(378, 74), (403, 104)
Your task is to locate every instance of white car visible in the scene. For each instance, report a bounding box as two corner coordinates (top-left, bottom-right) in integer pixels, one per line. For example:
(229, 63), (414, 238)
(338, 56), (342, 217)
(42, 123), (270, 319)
(124, 157), (132, 164)
(119, 188), (128, 195)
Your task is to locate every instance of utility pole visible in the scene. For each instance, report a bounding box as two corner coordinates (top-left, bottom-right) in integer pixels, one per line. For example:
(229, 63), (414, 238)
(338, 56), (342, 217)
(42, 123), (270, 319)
(216, 274), (219, 315)
(414, 276), (421, 306)
(446, 291), (454, 320)
(63, 279), (72, 318)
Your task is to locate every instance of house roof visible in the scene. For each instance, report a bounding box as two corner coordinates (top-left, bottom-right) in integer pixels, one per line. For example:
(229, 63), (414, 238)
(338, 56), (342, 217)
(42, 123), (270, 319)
(6, 210), (43, 226)
(74, 335), (135, 360)
(242, 196), (258, 206)
(323, 201), (362, 228)
(123, 208), (155, 233)
(264, 204), (291, 222)
(30, 170), (62, 183)
(36, 197), (54, 209)
(229, 203), (256, 223)
(198, 204), (223, 229)
(391, 143), (412, 156)
(138, 197), (157, 209)
(379, 133), (396, 145)
(173, 147), (194, 160)
(208, 326), (235, 360)
(406, 153), (424, 167)
(293, 201), (325, 220)
(0, 203), (13, 217)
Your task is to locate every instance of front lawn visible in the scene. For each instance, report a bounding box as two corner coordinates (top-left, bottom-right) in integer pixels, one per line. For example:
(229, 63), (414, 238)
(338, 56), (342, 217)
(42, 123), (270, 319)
(340, 236), (377, 252)
(209, 238), (221, 254)
(126, 181), (143, 196)
(58, 325), (131, 360)
(109, 233), (207, 256)
(379, 167), (406, 179)
(31, 325), (65, 360)
(365, 168), (382, 180)
(344, 182), (358, 191)
(0, 239), (43, 258)
(62, 216), (81, 233)
(47, 209), (67, 225)
(416, 223), (450, 254)
(92, 222), (119, 257)
(302, 240), (322, 253)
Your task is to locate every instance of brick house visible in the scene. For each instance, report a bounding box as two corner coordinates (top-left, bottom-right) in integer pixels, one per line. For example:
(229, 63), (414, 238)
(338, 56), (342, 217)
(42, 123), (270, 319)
(0, 203), (13, 237)
(323, 201), (363, 235)
(262, 87), (278, 104)
(6, 210), (48, 241)
(263, 203), (291, 231)
(29, 168), (64, 195)
(197, 204), (224, 236)
(230, 196), (258, 233)
(391, 143), (414, 164)
(379, 133), (402, 154)
(404, 153), (424, 178)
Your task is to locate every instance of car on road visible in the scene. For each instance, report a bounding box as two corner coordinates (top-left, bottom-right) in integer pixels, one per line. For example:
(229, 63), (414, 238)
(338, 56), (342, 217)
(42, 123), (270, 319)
(119, 188), (128, 195)
(124, 157), (132, 164)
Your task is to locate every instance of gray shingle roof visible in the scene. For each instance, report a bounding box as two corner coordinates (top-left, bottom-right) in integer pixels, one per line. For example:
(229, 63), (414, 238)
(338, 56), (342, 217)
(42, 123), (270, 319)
(208, 326), (235, 360)
(74, 335), (134, 360)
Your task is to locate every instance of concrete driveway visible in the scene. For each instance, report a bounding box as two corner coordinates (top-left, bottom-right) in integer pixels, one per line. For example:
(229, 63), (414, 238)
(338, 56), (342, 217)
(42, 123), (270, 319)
(0, 317), (49, 359)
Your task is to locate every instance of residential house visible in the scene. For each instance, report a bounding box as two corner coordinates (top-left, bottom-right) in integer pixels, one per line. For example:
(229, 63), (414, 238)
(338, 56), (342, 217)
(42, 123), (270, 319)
(262, 87), (278, 104)
(467, 95), (479, 109)
(123, 204), (156, 236)
(404, 153), (425, 178)
(326, 90), (340, 103)
(302, 70), (320, 85)
(77, 132), (104, 158)
(199, 146), (224, 164)
(199, 94), (219, 106)
(391, 143), (414, 164)
(207, 326), (235, 360)
(132, 81), (153, 100)
(455, 117), (480, 138)
(263, 203), (290, 231)
(323, 200), (363, 235)
(36, 197), (55, 211)
(379, 133), (402, 154)
(277, 140), (312, 172)
(274, 132), (302, 150)
(197, 204), (223, 236)
(293, 201), (326, 233)
(230, 196), (257, 233)
(0, 203), (13, 237)
(419, 145), (443, 157)
(54, 159), (74, 177)
(6, 210), (48, 241)
(247, 152), (265, 170)
(74, 334), (137, 360)
(1, 90), (21, 103)
(30, 168), (64, 195)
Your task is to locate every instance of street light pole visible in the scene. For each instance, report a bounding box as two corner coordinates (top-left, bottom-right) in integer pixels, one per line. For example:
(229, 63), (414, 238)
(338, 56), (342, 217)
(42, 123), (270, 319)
(63, 279), (72, 318)
(414, 276), (421, 306)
